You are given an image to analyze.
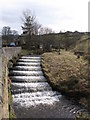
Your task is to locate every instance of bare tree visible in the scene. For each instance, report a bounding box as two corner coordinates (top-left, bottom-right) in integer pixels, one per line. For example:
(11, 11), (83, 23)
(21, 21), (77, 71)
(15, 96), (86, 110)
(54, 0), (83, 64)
(2, 26), (12, 36)
(39, 27), (54, 35)
(38, 27), (44, 35)
(32, 21), (41, 35)
(44, 27), (53, 34)
(21, 10), (41, 35)
(12, 30), (18, 36)
(2, 26), (19, 46)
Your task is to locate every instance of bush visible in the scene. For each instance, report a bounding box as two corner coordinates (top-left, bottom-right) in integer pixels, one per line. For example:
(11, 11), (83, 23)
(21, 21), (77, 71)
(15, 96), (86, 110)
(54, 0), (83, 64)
(84, 54), (90, 63)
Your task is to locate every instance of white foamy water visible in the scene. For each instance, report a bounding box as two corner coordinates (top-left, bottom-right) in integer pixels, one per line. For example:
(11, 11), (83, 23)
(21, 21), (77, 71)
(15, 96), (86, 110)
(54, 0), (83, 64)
(11, 56), (62, 107)
(10, 76), (46, 83)
(11, 76), (45, 80)
(18, 59), (41, 62)
(11, 56), (61, 107)
(10, 70), (43, 76)
(12, 91), (61, 107)
(12, 82), (50, 88)
(21, 56), (41, 59)
(17, 62), (40, 66)
(14, 66), (41, 71)
(11, 82), (52, 93)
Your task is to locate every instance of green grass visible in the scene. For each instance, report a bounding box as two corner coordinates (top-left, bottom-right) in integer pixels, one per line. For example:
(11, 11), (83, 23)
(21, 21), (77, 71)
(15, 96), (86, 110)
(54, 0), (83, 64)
(20, 49), (43, 56)
(20, 49), (31, 56)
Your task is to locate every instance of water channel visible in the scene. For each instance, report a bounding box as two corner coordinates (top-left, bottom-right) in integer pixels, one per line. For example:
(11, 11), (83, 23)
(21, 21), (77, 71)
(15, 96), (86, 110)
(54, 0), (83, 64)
(9, 55), (88, 118)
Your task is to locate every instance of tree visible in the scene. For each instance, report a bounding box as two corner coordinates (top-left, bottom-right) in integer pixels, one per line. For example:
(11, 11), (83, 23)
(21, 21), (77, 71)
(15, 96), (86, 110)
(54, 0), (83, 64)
(21, 10), (41, 35)
(12, 30), (18, 36)
(2, 26), (19, 46)
(39, 27), (54, 35)
(2, 26), (12, 36)
(32, 21), (41, 35)
(44, 27), (54, 34)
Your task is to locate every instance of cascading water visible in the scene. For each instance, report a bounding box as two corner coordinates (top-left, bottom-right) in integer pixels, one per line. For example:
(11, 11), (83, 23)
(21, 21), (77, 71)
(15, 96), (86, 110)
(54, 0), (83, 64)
(9, 55), (88, 118)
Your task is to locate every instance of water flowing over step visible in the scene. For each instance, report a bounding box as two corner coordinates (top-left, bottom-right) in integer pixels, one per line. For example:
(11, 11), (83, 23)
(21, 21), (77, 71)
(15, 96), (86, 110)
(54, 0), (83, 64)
(16, 62), (40, 66)
(10, 55), (88, 118)
(12, 66), (41, 71)
(11, 82), (52, 94)
(9, 70), (43, 76)
(18, 59), (41, 62)
(10, 76), (46, 83)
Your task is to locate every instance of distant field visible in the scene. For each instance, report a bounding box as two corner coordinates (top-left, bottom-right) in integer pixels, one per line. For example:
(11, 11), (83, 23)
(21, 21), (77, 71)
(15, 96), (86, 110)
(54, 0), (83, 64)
(73, 35), (90, 53)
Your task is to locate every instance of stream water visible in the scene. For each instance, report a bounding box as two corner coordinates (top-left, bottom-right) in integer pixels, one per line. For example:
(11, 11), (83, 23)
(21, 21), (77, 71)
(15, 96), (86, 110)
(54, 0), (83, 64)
(9, 55), (88, 118)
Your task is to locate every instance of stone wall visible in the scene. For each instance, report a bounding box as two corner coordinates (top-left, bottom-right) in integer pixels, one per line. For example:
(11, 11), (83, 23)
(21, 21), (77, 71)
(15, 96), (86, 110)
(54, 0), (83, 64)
(2, 47), (21, 61)
(0, 55), (2, 120)
(0, 47), (21, 119)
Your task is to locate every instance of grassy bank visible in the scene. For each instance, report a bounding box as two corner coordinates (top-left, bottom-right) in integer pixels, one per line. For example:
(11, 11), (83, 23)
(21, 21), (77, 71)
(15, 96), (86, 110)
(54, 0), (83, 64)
(20, 49), (43, 56)
(42, 50), (89, 108)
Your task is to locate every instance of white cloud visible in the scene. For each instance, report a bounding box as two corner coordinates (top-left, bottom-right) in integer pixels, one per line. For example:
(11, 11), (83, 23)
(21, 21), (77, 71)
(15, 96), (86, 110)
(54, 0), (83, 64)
(0, 0), (89, 33)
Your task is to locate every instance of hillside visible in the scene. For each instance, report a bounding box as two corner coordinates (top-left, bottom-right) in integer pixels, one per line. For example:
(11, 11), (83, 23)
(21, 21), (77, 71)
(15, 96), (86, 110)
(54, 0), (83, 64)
(72, 34), (90, 53)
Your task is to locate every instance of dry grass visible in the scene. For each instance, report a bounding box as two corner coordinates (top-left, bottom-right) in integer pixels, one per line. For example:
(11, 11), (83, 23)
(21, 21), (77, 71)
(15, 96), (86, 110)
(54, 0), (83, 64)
(42, 50), (89, 108)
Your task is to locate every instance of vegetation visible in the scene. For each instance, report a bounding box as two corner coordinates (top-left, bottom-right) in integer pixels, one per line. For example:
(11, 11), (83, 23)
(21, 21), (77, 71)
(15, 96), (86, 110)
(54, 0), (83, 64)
(20, 31), (88, 52)
(21, 10), (41, 35)
(42, 50), (89, 108)
(20, 49), (43, 56)
(73, 34), (90, 63)
(2, 26), (19, 47)
(8, 84), (16, 118)
(76, 112), (90, 120)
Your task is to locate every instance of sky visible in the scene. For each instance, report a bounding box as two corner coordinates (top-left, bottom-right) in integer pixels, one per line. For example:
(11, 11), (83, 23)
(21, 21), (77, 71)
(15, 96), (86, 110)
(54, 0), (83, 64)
(0, 0), (89, 34)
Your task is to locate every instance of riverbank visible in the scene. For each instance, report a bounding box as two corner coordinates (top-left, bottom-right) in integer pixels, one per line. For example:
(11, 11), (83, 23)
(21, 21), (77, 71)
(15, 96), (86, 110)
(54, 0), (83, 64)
(42, 50), (89, 109)
(9, 55), (85, 118)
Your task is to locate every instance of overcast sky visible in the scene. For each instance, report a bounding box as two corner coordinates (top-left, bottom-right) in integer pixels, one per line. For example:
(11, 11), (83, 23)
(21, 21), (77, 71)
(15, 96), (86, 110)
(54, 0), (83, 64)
(0, 0), (89, 34)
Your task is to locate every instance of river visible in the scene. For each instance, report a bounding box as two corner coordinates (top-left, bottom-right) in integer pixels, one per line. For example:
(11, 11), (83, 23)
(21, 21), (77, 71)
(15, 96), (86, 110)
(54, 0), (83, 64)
(9, 55), (87, 118)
